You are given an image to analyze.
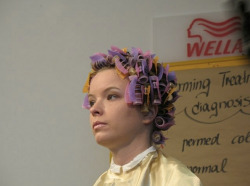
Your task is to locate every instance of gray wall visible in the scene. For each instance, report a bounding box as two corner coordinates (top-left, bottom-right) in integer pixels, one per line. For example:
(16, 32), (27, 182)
(0, 0), (229, 185)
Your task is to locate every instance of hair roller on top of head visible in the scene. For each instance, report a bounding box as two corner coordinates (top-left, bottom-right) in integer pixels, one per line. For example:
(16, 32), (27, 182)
(82, 46), (180, 145)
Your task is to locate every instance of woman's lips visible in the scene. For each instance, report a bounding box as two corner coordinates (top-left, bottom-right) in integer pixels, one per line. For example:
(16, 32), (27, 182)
(93, 121), (107, 130)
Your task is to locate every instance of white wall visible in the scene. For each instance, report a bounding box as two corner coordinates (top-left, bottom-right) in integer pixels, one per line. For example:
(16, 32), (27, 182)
(0, 0), (230, 185)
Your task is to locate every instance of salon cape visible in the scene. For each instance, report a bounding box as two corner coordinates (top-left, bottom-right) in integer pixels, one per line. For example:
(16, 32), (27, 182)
(93, 146), (202, 186)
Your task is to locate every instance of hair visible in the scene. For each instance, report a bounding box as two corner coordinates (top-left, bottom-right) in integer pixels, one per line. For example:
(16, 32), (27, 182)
(82, 46), (179, 145)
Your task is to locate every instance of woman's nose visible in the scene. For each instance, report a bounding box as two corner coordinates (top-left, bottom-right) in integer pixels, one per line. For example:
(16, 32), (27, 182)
(89, 100), (103, 116)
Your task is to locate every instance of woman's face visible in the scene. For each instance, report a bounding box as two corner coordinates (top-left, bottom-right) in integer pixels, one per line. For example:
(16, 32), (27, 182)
(88, 69), (147, 150)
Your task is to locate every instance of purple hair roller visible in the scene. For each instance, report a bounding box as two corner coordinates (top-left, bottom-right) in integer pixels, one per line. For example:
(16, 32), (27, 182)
(110, 46), (126, 55)
(154, 116), (175, 131)
(149, 76), (161, 105)
(152, 131), (166, 145)
(90, 53), (106, 63)
(131, 47), (139, 59)
(127, 75), (138, 103)
(90, 53), (108, 70)
(164, 82), (171, 94)
(134, 84), (143, 105)
(130, 48), (139, 67)
(136, 59), (148, 84)
(167, 109), (175, 118)
(158, 64), (168, 95)
(82, 94), (90, 109)
(128, 57), (136, 67)
(165, 64), (169, 78)
(108, 50), (126, 62)
(168, 71), (177, 84)
(143, 51), (154, 71)
(157, 64), (164, 80)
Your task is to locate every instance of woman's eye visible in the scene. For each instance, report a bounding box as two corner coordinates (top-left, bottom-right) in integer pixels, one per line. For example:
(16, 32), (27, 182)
(107, 94), (118, 100)
(89, 100), (95, 107)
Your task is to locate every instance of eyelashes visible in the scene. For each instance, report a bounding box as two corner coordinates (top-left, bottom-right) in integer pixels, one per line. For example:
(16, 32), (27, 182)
(107, 94), (119, 100)
(88, 94), (120, 107)
(89, 100), (95, 107)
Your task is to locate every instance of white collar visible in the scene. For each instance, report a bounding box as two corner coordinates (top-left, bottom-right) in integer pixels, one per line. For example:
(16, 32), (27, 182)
(110, 146), (156, 174)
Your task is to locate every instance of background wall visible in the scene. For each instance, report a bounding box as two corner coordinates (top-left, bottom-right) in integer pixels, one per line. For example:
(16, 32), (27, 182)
(0, 0), (231, 185)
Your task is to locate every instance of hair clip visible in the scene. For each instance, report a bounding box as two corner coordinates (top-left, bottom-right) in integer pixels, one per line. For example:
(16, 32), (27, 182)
(141, 102), (149, 113)
(141, 85), (151, 112)
(113, 55), (129, 76)
(149, 76), (161, 105)
(90, 53), (108, 71)
(166, 83), (176, 101)
(164, 102), (175, 112)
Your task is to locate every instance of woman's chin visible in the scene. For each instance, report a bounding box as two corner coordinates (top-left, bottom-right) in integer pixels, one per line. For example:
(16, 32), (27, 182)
(95, 134), (112, 147)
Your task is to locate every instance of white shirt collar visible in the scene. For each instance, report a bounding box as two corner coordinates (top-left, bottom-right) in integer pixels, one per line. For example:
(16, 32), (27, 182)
(110, 146), (156, 174)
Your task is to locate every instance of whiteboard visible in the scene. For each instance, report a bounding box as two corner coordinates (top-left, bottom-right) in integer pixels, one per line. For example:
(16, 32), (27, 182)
(163, 56), (250, 186)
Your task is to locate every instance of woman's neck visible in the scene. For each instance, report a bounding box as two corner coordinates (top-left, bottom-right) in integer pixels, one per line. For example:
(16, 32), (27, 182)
(110, 140), (151, 166)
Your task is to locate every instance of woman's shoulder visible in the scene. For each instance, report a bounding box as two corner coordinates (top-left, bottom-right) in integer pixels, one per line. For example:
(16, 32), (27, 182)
(157, 150), (188, 168)
(153, 150), (202, 185)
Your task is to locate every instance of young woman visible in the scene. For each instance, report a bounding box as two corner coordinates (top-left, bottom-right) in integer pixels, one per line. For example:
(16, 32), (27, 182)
(82, 46), (202, 186)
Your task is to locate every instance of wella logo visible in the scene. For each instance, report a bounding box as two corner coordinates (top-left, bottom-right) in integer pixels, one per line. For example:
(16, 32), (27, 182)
(187, 17), (242, 57)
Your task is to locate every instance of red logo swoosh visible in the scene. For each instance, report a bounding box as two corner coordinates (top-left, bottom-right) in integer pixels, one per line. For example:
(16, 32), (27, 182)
(187, 17), (241, 42)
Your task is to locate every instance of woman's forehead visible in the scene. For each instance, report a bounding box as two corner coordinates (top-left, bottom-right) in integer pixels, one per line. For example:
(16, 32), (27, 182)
(89, 69), (128, 92)
(91, 69), (123, 83)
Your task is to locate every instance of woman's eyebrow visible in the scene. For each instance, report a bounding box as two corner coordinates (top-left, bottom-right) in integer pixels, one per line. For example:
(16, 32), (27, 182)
(88, 87), (121, 98)
(103, 87), (121, 93)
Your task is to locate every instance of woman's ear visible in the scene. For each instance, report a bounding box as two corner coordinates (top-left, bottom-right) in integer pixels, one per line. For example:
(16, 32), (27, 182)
(142, 105), (158, 125)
